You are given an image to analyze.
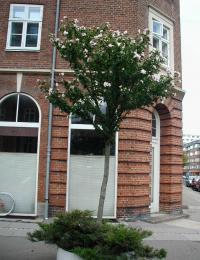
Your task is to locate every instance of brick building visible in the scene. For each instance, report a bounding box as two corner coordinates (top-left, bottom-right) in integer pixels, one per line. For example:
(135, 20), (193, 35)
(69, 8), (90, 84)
(0, 0), (184, 218)
(183, 140), (200, 177)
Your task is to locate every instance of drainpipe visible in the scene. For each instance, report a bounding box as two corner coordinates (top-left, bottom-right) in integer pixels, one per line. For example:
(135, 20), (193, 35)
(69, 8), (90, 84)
(44, 0), (61, 219)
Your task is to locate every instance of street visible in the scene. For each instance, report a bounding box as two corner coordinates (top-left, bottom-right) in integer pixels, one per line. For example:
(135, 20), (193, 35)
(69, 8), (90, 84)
(1, 185), (200, 260)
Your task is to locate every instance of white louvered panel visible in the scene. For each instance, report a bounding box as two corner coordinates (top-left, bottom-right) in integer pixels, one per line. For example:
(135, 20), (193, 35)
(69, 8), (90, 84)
(69, 155), (116, 217)
(0, 152), (37, 214)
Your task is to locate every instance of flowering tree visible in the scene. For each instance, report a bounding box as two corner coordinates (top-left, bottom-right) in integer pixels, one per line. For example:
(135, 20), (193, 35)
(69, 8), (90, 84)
(40, 18), (176, 222)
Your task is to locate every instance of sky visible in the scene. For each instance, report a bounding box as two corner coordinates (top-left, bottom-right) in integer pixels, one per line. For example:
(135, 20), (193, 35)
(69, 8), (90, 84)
(180, 0), (200, 135)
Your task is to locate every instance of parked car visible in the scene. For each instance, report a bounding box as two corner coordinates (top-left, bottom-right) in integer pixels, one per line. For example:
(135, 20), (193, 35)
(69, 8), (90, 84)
(192, 179), (200, 191)
(185, 173), (200, 187)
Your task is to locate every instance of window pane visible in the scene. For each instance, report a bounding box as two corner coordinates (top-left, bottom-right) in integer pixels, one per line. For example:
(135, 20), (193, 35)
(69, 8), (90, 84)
(10, 35), (22, 47)
(25, 35), (38, 47)
(0, 136), (37, 153)
(11, 22), (23, 34)
(70, 129), (115, 155)
(28, 7), (41, 20)
(0, 95), (17, 122)
(152, 113), (156, 137)
(162, 41), (169, 63)
(13, 6), (25, 19)
(153, 36), (159, 50)
(163, 27), (169, 40)
(153, 20), (162, 35)
(27, 23), (39, 34)
(71, 114), (92, 124)
(18, 95), (39, 122)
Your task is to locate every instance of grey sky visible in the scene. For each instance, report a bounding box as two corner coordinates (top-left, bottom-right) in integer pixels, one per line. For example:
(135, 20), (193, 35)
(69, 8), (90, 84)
(181, 0), (200, 135)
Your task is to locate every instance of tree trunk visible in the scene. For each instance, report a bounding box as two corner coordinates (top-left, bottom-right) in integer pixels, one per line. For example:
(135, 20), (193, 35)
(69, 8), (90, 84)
(97, 140), (111, 222)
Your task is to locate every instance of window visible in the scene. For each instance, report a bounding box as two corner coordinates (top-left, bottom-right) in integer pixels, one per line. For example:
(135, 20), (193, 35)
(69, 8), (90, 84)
(7, 4), (43, 51)
(0, 93), (39, 154)
(149, 8), (174, 69)
(152, 113), (156, 137)
(0, 93), (39, 123)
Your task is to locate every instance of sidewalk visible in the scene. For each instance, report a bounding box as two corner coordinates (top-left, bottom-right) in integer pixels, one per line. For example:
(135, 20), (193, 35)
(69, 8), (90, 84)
(0, 219), (57, 260)
(1, 214), (200, 260)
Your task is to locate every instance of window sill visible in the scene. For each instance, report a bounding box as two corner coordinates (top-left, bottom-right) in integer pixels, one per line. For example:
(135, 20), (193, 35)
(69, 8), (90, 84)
(5, 48), (40, 52)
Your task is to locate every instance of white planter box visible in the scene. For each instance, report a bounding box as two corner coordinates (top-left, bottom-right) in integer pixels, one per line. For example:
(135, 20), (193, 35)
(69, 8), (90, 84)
(57, 247), (83, 260)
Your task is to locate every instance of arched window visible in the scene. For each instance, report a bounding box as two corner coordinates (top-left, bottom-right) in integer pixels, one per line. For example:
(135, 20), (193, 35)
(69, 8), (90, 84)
(0, 93), (40, 215)
(0, 93), (39, 123)
(0, 93), (40, 153)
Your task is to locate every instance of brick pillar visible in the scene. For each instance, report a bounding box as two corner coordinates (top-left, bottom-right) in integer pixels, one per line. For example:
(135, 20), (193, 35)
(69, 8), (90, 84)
(157, 102), (183, 214)
(48, 108), (69, 216)
(117, 109), (152, 218)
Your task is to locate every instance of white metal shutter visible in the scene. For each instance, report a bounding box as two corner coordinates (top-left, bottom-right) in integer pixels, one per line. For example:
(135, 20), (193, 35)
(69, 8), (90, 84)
(68, 155), (116, 217)
(0, 152), (37, 214)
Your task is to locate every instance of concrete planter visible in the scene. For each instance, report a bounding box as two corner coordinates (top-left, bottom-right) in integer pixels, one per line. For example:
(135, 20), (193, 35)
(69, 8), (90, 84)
(57, 247), (83, 260)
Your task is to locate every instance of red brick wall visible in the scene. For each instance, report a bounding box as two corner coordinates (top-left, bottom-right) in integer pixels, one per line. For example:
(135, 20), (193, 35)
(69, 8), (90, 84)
(0, 0), (56, 69)
(0, 0), (183, 218)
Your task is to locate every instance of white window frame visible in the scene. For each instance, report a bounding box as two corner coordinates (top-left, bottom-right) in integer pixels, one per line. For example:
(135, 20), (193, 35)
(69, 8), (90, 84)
(0, 93), (41, 216)
(6, 4), (43, 51)
(66, 114), (118, 219)
(149, 7), (174, 71)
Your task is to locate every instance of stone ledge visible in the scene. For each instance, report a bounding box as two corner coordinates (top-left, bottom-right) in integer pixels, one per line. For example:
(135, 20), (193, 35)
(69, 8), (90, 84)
(142, 213), (189, 224)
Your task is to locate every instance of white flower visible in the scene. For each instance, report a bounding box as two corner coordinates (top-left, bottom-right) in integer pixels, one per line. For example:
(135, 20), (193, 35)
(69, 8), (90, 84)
(140, 80), (144, 84)
(60, 72), (64, 76)
(94, 33), (103, 39)
(174, 71), (181, 78)
(61, 93), (65, 98)
(54, 37), (60, 42)
(94, 80), (98, 86)
(56, 83), (59, 87)
(82, 33), (86, 36)
(123, 30), (128, 35)
(90, 40), (96, 46)
(49, 88), (53, 95)
(103, 82), (111, 87)
(134, 51), (141, 60)
(63, 16), (67, 19)
(74, 19), (79, 24)
(108, 44), (113, 48)
(138, 29), (141, 34)
(114, 30), (121, 36)
(140, 69), (146, 75)
(63, 31), (68, 36)
(61, 45), (65, 49)
(152, 74), (160, 82)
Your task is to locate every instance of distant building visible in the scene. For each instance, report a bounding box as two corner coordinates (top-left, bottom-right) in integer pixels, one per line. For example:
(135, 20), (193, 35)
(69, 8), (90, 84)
(183, 140), (200, 176)
(183, 134), (200, 144)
